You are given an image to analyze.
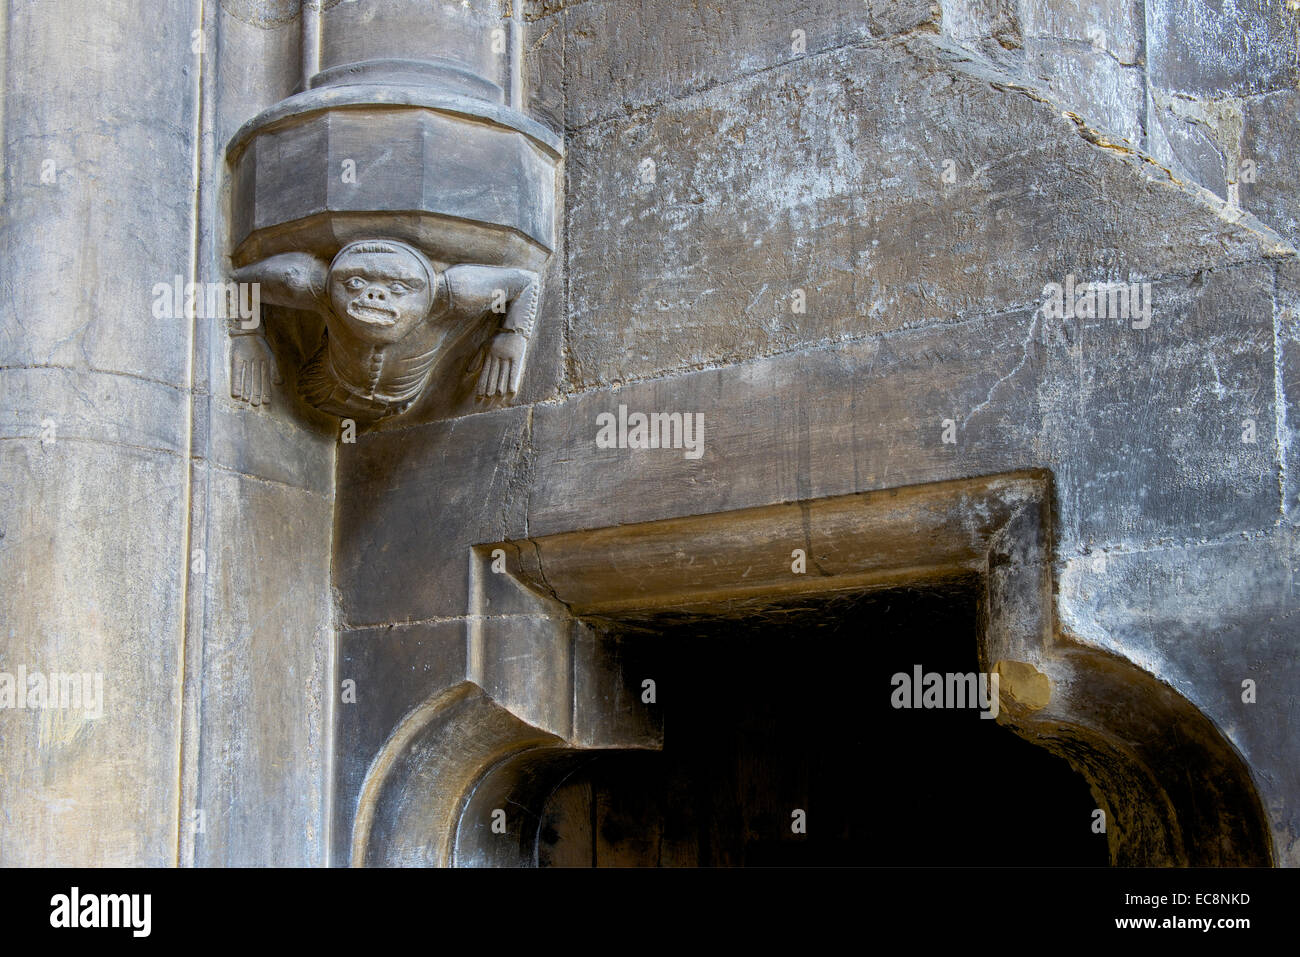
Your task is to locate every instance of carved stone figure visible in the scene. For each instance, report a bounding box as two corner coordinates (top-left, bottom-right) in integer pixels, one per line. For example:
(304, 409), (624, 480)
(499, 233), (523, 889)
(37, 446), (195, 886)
(228, 239), (539, 421)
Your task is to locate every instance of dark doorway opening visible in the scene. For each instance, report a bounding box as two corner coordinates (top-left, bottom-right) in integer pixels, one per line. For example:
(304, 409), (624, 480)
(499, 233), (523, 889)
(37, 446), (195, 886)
(538, 580), (1109, 867)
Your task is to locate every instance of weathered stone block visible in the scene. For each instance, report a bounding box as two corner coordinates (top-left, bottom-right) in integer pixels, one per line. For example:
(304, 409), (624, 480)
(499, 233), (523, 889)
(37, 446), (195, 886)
(523, 10), (566, 132)
(196, 394), (336, 493)
(1146, 0), (1298, 97)
(565, 39), (1280, 391)
(1277, 258), (1300, 526)
(333, 619), (469, 866)
(335, 405), (531, 624)
(526, 307), (1047, 538)
(0, 440), (185, 865)
(1241, 90), (1300, 248)
(561, 0), (939, 129)
(189, 468), (333, 866)
(1024, 40), (1144, 144)
(1058, 533), (1300, 863)
(1052, 264), (1279, 547)
(1019, 0), (1142, 63)
(0, 368), (188, 454)
(1148, 97), (1233, 199)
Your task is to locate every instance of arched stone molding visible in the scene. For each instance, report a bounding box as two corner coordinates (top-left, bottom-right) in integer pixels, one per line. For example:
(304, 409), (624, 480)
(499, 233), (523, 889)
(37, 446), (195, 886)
(351, 682), (562, 867)
(350, 470), (1274, 866)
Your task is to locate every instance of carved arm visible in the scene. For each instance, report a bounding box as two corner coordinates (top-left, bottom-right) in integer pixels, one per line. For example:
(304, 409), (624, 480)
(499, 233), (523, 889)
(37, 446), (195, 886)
(226, 253), (327, 406)
(445, 265), (540, 399)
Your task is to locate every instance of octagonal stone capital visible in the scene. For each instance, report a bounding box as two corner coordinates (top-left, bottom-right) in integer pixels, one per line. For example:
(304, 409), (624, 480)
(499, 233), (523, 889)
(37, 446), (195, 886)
(228, 83), (562, 270)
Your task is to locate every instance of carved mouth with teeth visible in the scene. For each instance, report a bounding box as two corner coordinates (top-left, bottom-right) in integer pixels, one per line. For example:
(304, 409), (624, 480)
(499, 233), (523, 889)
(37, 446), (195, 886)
(347, 301), (400, 325)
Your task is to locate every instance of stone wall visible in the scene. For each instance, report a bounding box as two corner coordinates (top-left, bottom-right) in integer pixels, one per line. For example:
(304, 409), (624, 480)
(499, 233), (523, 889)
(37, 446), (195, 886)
(939, 0), (1300, 245)
(2, 0), (1297, 867)
(336, 0), (1300, 865)
(0, 0), (337, 867)
(0, 0), (202, 867)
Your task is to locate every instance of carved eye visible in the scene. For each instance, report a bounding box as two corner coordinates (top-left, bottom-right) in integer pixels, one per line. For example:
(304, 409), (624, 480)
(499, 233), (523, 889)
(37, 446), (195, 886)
(390, 282), (410, 294)
(344, 277), (367, 291)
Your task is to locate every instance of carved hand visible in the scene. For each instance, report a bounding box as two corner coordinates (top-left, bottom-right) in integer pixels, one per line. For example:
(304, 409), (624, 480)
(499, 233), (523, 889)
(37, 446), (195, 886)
(229, 333), (283, 407)
(475, 332), (528, 400)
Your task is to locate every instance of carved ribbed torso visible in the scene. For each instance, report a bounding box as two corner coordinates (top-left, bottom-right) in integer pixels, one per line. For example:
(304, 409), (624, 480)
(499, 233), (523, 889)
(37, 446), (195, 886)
(300, 304), (469, 418)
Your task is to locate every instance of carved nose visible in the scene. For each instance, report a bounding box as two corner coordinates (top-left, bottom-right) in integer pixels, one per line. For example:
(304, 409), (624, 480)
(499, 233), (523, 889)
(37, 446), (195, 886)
(366, 288), (386, 302)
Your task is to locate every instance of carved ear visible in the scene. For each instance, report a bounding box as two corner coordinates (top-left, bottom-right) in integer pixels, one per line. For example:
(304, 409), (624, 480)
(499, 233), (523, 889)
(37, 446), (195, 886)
(232, 252), (328, 312)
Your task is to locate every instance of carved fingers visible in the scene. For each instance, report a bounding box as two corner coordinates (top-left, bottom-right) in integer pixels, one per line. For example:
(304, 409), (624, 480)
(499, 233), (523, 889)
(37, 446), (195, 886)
(229, 334), (283, 408)
(475, 332), (528, 400)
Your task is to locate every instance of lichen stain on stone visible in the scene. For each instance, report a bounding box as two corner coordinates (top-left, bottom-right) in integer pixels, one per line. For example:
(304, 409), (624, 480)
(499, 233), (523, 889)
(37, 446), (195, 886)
(994, 658), (1051, 710)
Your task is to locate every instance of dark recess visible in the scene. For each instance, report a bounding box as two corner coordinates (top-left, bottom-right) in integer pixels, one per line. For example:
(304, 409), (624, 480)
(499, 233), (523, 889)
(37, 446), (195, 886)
(538, 581), (1109, 867)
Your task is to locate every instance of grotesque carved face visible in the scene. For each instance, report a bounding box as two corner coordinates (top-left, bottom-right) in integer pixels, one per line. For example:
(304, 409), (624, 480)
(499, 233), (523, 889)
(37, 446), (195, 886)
(327, 241), (435, 343)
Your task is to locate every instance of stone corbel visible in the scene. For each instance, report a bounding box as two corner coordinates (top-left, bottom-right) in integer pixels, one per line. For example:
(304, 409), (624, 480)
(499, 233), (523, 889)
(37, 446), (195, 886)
(230, 245), (540, 420)
(223, 17), (561, 423)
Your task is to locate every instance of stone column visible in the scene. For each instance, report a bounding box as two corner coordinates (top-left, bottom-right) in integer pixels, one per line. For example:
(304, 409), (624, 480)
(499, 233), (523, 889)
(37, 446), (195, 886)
(0, 0), (201, 865)
(316, 0), (511, 98)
